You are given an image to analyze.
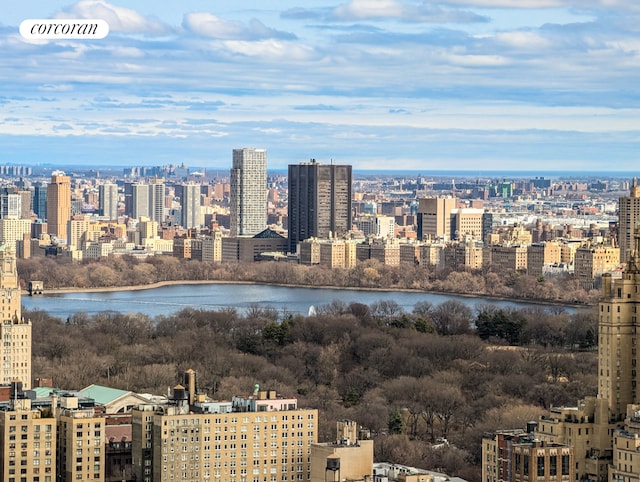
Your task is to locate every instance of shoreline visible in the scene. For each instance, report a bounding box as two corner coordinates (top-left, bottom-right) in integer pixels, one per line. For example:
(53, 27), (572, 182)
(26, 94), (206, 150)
(22, 279), (592, 309)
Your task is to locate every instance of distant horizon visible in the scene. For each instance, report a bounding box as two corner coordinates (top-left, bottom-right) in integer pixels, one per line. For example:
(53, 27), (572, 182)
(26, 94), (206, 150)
(10, 163), (639, 181)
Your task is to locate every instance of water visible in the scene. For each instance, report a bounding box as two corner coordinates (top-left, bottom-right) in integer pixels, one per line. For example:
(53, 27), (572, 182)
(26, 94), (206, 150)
(20, 283), (578, 320)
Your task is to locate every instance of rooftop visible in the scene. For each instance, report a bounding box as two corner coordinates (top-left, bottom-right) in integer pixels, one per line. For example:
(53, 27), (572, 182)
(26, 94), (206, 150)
(80, 384), (130, 406)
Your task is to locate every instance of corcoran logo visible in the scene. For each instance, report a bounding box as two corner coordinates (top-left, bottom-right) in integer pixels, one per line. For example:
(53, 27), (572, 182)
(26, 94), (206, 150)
(20, 19), (109, 40)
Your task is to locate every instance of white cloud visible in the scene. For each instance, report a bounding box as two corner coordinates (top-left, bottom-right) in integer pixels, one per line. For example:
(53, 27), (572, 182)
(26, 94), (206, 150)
(333, 0), (405, 20)
(38, 84), (74, 92)
(445, 53), (510, 66)
(492, 31), (552, 50)
(182, 12), (296, 40)
(331, 0), (487, 22)
(444, 0), (640, 9)
(3, 1), (640, 168)
(54, 0), (170, 35)
(444, 0), (563, 7)
(182, 13), (246, 39)
(221, 39), (314, 61)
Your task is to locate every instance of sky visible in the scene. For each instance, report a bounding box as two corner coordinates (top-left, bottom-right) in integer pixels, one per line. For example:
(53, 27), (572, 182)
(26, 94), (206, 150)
(2, 0), (640, 171)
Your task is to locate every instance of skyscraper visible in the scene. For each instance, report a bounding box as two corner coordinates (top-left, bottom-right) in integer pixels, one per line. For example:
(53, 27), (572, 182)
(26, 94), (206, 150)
(46, 171), (71, 242)
(618, 177), (640, 263)
(0, 190), (21, 218)
(99, 182), (119, 220)
(33, 181), (48, 219)
(416, 197), (457, 241)
(598, 230), (640, 420)
(131, 182), (150, 220)
(176, 182), (202, 229)
(230, 148), (267, 236)
(149, 177), (165, 224)
(287, 160), (352, 253)
(0, 243), (31, 388)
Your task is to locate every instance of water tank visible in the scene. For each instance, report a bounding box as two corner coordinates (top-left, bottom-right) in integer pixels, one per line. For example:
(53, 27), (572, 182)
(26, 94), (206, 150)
(172, 385), (187, 401)
(326, 457), (340, 471)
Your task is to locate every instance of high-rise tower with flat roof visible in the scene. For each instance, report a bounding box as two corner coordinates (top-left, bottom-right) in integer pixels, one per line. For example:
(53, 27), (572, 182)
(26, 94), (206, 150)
(149, 178), (165, 224)
(619, 177), (640, 264)
(99, 182), (119, 220)
(416, 197), (457, 241)
(287, 160), (352, 253)
(177, 183), (202, 229)
(46, 172), (71, 243)
(33, 181), (48, 219)
(230, 148), (267, 236)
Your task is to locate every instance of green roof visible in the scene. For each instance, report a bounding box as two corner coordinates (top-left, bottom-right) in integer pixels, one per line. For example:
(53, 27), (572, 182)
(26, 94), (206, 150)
(32, 387), (61, 398)
(80, 384), (130, 406)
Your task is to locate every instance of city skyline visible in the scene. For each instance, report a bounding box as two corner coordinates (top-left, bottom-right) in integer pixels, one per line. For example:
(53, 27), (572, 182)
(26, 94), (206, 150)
(3, 1), (640, 170)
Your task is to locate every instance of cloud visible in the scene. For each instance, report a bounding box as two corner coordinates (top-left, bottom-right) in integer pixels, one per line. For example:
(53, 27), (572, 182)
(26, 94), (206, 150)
(54, 0), (171, 35)
(441, 0), (564, 7)
(294, 104), (341, 111)
(281, 8), (325, 20)
(221, 39), (314, 61)
(440, 0), (640, 10)
(492, 31), (552, 50)
(187, 101), (225, 111)
(445, 53), (510, 66)
(331, 0), (488, 23)
(38, 84), (74, 92)
(182, 12), (296, 40)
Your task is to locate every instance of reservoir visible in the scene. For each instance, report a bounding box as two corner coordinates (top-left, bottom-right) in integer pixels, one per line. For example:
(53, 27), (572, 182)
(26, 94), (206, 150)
(20, 283), (580, 320)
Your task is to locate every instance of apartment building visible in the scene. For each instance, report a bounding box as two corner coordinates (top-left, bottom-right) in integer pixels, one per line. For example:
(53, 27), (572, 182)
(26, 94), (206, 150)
(0, 396), (56, 482)
(132, 379), (318, 482)
(618, 177), (640, 263)
(573, 245), (620, 290)
(56, 396), (106, 482)
(485, 245), (528, 275)
(526, 242), (562, 278)
(310, 420), (373, 482)
(482, 425), (574, 482)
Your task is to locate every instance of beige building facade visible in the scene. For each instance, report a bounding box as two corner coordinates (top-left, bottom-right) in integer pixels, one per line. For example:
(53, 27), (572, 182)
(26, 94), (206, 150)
(46, 172), (71, 243)
(485, 245), (528, 275)
(310, 420), (373, 482)
(527, 242), (562, 277)
(0, 397), (57, 482)
(133, 386), (317, 482)
(0, 243), (31, 388)
(0, 217), (32, 252)
(573, 245), (620, 290)
(56, 397), (106, 482)
(417, 197), (457, 241)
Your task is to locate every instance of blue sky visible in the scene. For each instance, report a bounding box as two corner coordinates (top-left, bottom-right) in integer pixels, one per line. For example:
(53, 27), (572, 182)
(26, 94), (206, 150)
(2, 0), (640, 170)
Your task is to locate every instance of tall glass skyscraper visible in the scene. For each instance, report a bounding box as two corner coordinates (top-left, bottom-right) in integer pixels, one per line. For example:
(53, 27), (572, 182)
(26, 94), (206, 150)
(33, 182), (48, 220)
(230, 148), (267, 236)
